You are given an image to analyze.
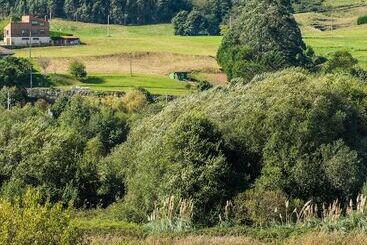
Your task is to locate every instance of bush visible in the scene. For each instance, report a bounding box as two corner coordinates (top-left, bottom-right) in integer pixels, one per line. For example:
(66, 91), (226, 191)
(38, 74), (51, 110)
(324, 51), (358, 73)
(357, 15), (367, 25)
(196, 80), (213, 91)
(0, 189), (81, 244)
(233, 189), (288, 226)
(68, 60), (87, 80)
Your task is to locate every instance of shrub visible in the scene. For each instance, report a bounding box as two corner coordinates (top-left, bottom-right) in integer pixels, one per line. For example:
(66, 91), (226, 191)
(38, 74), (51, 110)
(122, 90), (148, 113)
(357, 15), (367, 25)
(324, 51), (358, 73)
(68, 60), (87, 80)
(233, 189), (288, 226)
(0, 189), (81, 244)
(196, 80), (213, 91)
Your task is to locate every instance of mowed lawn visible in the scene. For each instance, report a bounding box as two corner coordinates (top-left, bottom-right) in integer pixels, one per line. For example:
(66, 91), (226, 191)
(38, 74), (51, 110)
(15, 19), (221, 58)
(50, 73), (190, 96)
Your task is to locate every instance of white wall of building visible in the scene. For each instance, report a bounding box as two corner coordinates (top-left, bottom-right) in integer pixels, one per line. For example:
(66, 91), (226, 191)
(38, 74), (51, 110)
(8, 37), (51, 46)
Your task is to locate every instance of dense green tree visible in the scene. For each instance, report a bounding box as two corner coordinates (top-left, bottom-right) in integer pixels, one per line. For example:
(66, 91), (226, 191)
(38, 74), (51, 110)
(173, 0), (232, 36)
(217, 0), (310, 80)
(0, 57), (32, 88)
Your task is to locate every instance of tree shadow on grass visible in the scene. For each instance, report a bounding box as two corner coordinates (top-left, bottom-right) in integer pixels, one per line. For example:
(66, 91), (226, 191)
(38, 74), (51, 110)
(85, 76), (105, 84)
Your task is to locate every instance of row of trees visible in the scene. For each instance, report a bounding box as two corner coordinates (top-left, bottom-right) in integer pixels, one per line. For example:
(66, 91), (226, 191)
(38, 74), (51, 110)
(0, 0), (191, 25)
(0, 87), (154, 207)
(172, 0), (232, 36)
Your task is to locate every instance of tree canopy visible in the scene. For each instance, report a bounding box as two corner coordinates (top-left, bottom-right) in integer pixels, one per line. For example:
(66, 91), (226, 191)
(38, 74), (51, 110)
(217, 0), (310, 80)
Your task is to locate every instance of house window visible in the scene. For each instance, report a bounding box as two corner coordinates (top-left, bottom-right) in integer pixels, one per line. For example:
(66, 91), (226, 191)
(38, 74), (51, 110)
(33, 38), (39, 40)
(32, 30), (40, 35)
(31, 21), (39, 25)
(40, 29), (45, 34)
(6, 30), (9, 36)
(40, 22), (45, 26)
(22, 38), (30, 40)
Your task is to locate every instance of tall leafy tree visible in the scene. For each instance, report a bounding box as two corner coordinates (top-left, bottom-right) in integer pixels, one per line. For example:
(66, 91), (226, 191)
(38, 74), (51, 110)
(217, 0), (310, 80)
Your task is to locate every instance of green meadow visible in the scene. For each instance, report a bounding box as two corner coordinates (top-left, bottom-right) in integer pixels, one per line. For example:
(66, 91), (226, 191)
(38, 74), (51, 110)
(14, 17), (367, 66)
(15, 20), (221, 58)
(49, 73), (190, 96)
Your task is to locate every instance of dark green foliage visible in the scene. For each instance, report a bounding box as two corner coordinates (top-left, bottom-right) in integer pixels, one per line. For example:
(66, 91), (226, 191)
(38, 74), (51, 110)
(0, 0), (192, 25)
(196, 81), (213, 91)
(357, 15), (367, 25)
(324, 51), (358, 73)
(291, 0), (324, 13)
(323, 51), (367, 81)
(68, 60), (87, 80)
(217, 0), (310, 80)
(173, 0), (232, 36)
(233, 189), (288, 226)
(111, 69), (367, 225)
(172, 10), (209, 36)
(0, 57), (31, 88)
(0, 86), (27, 108)
(159, 114), (236, 224)
(0, 95), (129, 207)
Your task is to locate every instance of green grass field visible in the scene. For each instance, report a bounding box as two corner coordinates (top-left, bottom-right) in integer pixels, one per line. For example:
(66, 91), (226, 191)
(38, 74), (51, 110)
(49, 73), (190, 96)
(302, 25), (367, 68)
(15, 19), (220, 58)
(15, 17), (367, 65)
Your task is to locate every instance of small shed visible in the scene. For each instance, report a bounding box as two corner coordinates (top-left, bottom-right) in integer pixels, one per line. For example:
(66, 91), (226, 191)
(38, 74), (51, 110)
(52, 36), (80, 46)
(169, 72), (189, 81)
(61, 36), (80, 45)
(0, 47), (14, 56)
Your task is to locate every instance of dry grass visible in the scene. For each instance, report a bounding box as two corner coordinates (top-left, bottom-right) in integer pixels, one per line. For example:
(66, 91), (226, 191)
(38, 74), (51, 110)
(295, 6), (367, 31)
(37, 52), (219, 75)
(286, 232), (367, 245)
(86, 235), (264, 245)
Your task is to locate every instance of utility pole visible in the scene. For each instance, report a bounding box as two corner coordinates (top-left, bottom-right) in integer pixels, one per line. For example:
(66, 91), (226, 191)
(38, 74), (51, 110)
(7, 91), (10, 111)
(107, 15), (111, 37)
(29, 19), (33, 89)
(130, 53), (133, 77)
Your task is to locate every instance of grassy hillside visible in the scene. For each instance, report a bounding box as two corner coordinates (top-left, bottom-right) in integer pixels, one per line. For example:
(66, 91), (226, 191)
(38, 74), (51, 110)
(15, 19), (220, 58)
(7, 4), (367, 93)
